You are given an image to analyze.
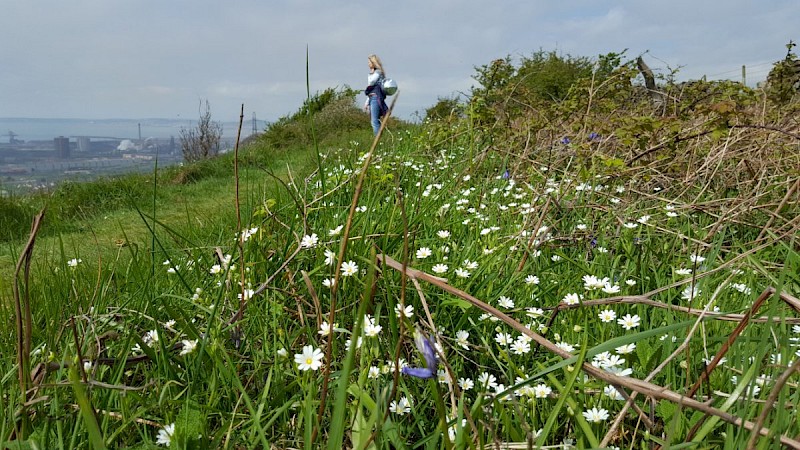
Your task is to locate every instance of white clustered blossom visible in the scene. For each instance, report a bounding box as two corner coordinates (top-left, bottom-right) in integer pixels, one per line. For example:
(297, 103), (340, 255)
(363, 315), (383, 337)
(415, 247), (432, 259)
(156, 423), (175, 446)
(390, 396), (412, 415)
(67, 258), (82, 267)
(341, 261), (359, 277)
(455, 330), (470, 349)
(562, 293), (582, 305)
(179, 340), (198, 356)
(432, 264), (448, 274)
(525, 275), (540, 285)
(300, 233), (319, 249)
(582, 407), (610, 423)
(395, 303), (414, 319)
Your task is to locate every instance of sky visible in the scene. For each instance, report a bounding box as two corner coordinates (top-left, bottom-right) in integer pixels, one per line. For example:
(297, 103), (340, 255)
(1, 1), (797, 124)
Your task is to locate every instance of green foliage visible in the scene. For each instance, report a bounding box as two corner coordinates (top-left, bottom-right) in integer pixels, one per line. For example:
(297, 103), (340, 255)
(424, 96), (463, 122)
(261, 86), (369, 148)
(2, 47), (800, 450)
(0, 194), (35, 241)
(468, 50), (631, 126)
(46, 174), (155, 225)
(766, 41), (800, 105)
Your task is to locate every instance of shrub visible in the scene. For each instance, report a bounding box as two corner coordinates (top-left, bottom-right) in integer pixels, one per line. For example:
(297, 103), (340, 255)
(261, 87), (369, 148)
(179, 100), (223, 163)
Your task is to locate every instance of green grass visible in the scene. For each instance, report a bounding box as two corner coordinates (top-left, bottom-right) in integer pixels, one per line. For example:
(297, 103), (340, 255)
(1, 77), (799, 449)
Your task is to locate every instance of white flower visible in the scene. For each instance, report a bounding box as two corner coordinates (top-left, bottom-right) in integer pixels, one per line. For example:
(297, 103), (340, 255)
(390, 396), (412, 415)
(318, 321), (337, 337)
(598, 309), (617, 323)
(324, 249), (336, 265)
(604, 385), (625, 400)
(455, 268), (470, 278)
(637, 215), (651, 224)
(498, 296), (515, 309)
(345, 337), (362, 351)
(455, 330), (470, 350)
(322, 278), (336, 288)
(363, 315), (383, 337)
(395, 303), (414, 319)
(143, 330), (159, 345)
(241, 227), (258, 242)
(526, 307), (544, 319)
(616, 343), (636, 354)
(156, 423), (175, 446)
(601, 283), (621, 294)
(83, 360), (93, 373)
(555, 341), (575, 353)
(180, 339), (198, 355)
(617, 314), (641, 330)
(625, 279), (636, 286)
(437, 230), (451, 239)
(623, 222), (638, 229)
(209, 264), (223, 275)
(510, 338), (531, 355)
(533, 383), (552, 399)
(341, 260), (359, 277)
(582, 407), (610, 423)
(689, 254), (706, 264)
(276, 348), (288, 358)
(368, 366), (381, 379)
(562, 293), (582, 306)
(67, 258), (82, 267)
(730, 283), (751, 295)
(525, 275), (540, 285)
(329, 225), (343, 236)
(300, 233), (319, 249)
(582, 275), (604, 290)
(681, 285), (701, 301)
(478, 372), (498, 389)
(294, 345), (324, 371)
(458, 377), (474, 391)
(495, 332), (513, 346)
(432, 264), (448, 274)
(463, 259), (478, 270)
(675, 267), (693, 276)
(415, 247), (432, 259)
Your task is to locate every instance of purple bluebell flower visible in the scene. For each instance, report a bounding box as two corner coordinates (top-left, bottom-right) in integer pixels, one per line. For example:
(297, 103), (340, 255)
(401, 330), (439, 379)
(588, 132), (600, 141)
(560, 137), (571, 145)
(502, 169), (510, 179)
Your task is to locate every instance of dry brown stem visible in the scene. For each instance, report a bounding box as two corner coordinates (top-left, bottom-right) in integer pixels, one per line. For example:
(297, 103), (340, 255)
(378, 254), (800, 448)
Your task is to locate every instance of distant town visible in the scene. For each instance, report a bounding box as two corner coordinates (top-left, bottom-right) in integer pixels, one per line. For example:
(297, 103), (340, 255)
(0, 118), (261, 195)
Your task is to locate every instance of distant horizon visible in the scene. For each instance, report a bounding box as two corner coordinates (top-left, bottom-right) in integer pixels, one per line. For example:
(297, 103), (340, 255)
(0, 117), (265, 142)
(0, 116), (268, 123)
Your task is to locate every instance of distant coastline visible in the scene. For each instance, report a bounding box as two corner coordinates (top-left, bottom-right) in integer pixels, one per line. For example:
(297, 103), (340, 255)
(0, 117), (265, 142)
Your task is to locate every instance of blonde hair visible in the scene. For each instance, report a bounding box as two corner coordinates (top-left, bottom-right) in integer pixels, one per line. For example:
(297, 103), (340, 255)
(368, 54), (386, 77)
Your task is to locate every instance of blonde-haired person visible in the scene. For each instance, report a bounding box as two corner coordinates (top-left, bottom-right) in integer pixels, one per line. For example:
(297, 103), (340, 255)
(364, 54), (389, 135)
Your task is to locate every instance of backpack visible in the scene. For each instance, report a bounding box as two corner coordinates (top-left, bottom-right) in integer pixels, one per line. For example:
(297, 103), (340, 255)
(382, 77), (398, 96)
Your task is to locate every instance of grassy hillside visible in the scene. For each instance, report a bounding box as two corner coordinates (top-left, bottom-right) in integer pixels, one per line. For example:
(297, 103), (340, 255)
(1, 55), (799, 449)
